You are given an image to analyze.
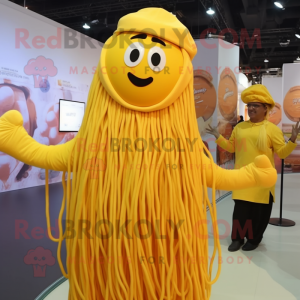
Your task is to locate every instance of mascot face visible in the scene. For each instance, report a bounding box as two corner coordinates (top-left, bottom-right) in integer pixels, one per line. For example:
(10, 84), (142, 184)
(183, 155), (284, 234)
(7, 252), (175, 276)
(105, 32), (183, 107)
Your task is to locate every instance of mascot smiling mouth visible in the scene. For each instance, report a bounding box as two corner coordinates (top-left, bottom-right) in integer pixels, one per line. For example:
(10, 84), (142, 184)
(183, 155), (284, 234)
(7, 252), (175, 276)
(127, 72), (153, 87)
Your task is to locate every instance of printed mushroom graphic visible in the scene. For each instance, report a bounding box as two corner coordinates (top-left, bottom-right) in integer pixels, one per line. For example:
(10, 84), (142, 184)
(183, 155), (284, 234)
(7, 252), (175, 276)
(24, 56), (57, 88)
(24, 247), (55, 277)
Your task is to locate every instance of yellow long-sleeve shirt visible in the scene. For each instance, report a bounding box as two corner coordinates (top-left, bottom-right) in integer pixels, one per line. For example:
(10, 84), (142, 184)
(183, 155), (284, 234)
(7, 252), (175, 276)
(215, 120), (297, 204)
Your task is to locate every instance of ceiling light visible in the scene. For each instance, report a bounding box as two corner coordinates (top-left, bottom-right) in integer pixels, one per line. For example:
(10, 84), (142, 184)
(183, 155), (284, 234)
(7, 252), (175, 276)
(206, 7), (215, 15)
(274, 2), (284, 9)
(264, 59), (269, 62)
(279, 38), (290, 47)
(83, 23), (90, 29)
(90, 19), (99, 24)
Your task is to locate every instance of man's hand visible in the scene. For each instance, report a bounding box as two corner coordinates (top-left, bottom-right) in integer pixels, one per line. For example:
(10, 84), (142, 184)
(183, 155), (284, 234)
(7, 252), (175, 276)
(290, 121), (300, 143)
(206, 125), (220, 139)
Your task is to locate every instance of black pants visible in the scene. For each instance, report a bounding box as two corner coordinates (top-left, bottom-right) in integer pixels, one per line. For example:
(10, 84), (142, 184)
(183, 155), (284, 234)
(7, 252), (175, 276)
(231, 193), (273, 245)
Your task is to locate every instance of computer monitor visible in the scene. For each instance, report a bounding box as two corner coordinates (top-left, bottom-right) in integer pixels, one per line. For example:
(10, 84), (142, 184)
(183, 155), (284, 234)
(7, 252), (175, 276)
(59, 99), (85, 132)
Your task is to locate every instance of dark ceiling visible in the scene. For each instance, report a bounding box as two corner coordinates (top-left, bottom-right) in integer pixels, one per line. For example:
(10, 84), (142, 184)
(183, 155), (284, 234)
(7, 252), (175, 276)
(10, 0), (300, 82)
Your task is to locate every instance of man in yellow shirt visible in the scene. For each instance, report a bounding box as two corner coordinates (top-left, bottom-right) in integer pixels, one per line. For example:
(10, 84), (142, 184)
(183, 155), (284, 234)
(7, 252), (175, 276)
(207, 84), (300, 251)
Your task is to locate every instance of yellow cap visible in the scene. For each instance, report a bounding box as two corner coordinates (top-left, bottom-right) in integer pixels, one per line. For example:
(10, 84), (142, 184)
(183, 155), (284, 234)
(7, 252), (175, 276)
(114, 7), (197, 60)
(241, 84), (275, 109)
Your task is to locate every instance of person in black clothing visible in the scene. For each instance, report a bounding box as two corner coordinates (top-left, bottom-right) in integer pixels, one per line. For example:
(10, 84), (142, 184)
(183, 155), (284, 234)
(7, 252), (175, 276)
(237, 115), (244, 123)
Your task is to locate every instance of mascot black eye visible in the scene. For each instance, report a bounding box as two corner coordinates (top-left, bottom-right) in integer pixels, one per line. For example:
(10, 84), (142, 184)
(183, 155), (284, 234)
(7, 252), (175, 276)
(148, 47), (166, 72)
(124, 42), (145, 67)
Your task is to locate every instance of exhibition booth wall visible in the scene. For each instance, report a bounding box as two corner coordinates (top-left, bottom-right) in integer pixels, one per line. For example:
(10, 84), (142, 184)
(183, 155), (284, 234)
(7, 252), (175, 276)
(0, 0), (102, 193)
(262, 70), (300, 173)
(0, 1), (102, 299)
(262, 76), (284, 173)
(193, 38), (239, 200)
(238, 73), (250, 121)
(281, 64), (300, 172)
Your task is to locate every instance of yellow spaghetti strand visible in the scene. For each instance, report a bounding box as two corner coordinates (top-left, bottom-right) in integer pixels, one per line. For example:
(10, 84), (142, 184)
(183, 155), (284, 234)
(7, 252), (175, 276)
(44, 73), (221, 300)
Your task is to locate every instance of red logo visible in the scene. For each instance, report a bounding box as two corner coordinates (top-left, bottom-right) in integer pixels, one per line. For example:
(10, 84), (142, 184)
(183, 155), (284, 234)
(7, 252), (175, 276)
(24, 246), (55, 277)
(24, 56), (57, 88)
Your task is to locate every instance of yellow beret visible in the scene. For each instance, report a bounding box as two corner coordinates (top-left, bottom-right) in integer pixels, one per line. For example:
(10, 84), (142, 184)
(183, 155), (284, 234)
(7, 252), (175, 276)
(114, 8), (197, 60)
(241, 84), (275, 109)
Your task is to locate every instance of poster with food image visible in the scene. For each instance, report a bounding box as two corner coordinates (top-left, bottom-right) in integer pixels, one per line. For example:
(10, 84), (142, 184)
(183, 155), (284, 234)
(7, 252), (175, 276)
(217, 67), (237, 169)
(194, 70), (217, 121)
(268, 102), (282, 126)
(282, 64), (300, 173)
(262, 77), (283, 173)
(218, 68), (238, 122)
(282, 123), (300, 172)
(193, 69), (217, 137)
(193, 70), (216, 166)
(283, 86), (300, 122)
(0, 80), (37, 187)
(192, 39), (239, 200)
(0, 74), (89, 192)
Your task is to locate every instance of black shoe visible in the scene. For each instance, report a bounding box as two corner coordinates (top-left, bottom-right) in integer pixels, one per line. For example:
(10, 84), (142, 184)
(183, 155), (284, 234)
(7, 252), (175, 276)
(228, 241), (244, 252)
(242, 241), (258, 251)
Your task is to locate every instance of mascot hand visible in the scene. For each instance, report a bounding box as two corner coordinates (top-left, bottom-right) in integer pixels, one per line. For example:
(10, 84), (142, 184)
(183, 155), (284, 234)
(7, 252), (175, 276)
(249, 155), (277, 188)
(0, 110), (23, 127)
(0, 109), (23, 126)
(0, 110), (25, 154)
(0, 109), (73, 171)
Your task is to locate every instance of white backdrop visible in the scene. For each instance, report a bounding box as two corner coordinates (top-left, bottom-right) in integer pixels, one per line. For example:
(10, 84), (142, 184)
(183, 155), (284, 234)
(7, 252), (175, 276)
(262, 76), (283, 128)
(0, 0), (102, 192)
(281, 64), (300, 172)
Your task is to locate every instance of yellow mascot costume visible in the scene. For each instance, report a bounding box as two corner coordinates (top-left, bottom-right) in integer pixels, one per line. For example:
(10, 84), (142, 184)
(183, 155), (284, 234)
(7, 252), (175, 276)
(0, 8), (277, 300)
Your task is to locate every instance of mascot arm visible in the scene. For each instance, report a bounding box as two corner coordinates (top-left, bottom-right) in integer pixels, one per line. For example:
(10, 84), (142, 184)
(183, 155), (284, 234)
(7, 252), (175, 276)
(0, 110), (74, 172)
(202, 153), (277, 190)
